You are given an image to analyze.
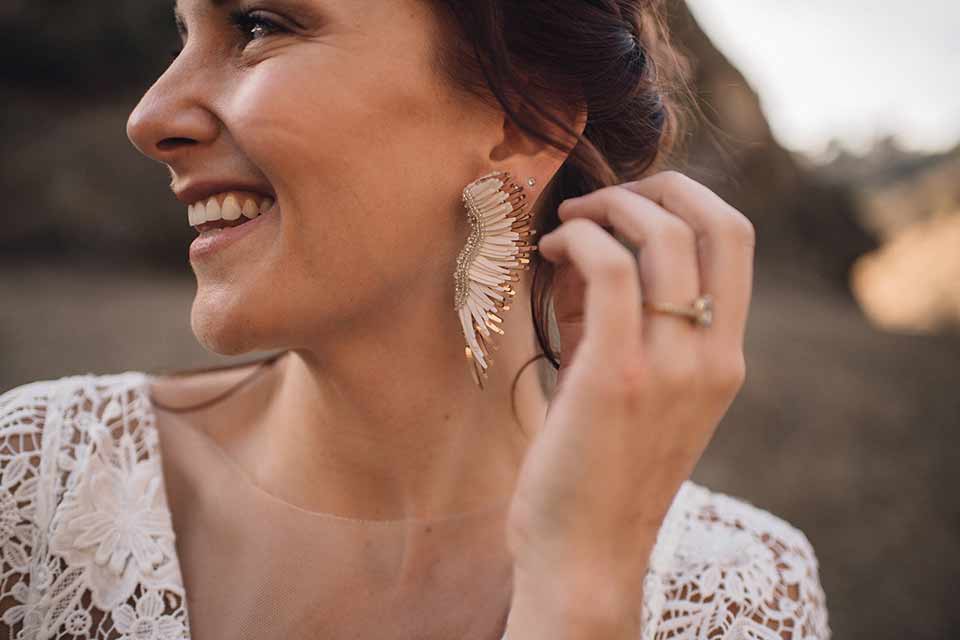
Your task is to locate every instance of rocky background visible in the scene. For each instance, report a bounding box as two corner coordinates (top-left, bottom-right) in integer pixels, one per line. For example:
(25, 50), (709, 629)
(1, 2), (957, 638)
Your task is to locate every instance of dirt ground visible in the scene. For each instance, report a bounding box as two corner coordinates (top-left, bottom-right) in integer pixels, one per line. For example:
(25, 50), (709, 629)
(1, 260), (957, 640)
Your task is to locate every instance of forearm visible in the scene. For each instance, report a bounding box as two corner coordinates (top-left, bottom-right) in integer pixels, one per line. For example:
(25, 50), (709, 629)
(504, 561), (647, 640)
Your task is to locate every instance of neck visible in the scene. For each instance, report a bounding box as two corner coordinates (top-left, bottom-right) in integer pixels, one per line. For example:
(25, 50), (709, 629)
(238, 272), (550, 521)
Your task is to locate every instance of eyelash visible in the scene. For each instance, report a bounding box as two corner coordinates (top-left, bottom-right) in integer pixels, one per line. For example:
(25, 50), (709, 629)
(169, 10), (284, 60)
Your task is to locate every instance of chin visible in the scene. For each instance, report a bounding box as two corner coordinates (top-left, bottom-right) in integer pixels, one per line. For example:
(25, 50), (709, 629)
(189, 291), (267, 357)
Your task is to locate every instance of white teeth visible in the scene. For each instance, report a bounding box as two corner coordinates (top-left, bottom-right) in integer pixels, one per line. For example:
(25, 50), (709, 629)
(222, 195), (242, 221)
(187, 191), (275, 227)
(242, 199), (260, 219)
(204, 197), (222, 222)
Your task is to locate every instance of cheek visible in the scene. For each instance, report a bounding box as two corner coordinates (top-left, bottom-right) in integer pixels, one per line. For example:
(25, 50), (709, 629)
(228, 57), (366, 187)
(214, 53), (468, 330)
(217, 53), (468, 313)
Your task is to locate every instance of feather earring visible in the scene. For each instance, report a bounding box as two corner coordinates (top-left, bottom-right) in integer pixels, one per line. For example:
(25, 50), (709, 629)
(453, 170), (538, 389)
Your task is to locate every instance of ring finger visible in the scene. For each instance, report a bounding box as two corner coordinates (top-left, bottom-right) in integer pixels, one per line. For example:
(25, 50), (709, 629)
(557, 185), (702, 353)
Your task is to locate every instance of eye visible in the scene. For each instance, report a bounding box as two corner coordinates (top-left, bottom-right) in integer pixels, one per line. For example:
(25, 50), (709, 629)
(165, 9), (286, 62)
(230, 10), (285, 45)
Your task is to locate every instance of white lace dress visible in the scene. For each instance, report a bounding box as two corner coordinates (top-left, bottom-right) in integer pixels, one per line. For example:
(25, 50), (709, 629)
(0, 372), (831, 639)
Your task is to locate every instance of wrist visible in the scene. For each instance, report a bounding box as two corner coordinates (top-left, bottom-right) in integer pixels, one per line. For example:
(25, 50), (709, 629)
(505, 564), (645, 640)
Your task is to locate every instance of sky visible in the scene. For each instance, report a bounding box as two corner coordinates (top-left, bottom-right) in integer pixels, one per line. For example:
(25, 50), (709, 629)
(685, 0), (960, 157)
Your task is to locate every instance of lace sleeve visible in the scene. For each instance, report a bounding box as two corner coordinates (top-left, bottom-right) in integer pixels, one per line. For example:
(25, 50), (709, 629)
(640, 482), (832, 640)
(0, 374), (190, 640)
(0, 379), (54, 636)
(499, 483), (830, 640)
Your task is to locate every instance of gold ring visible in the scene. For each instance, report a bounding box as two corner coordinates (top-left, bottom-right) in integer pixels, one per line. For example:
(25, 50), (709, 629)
(642, 294), (714, 328)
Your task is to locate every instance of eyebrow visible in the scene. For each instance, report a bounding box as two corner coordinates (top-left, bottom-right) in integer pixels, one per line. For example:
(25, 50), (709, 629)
(174, 0), (235, 11)
(172, 0), (236, 33)
(173, 0), (326, 33)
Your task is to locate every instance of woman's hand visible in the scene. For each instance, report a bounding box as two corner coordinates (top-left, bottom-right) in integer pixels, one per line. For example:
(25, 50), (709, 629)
(504, 171), (756, 636)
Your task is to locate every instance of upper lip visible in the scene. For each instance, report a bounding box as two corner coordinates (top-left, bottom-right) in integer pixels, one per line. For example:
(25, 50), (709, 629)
(174, 180), (276, 206)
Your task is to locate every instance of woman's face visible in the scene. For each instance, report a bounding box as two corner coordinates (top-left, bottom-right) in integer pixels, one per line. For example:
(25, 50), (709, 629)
(127, 0), (511, 355)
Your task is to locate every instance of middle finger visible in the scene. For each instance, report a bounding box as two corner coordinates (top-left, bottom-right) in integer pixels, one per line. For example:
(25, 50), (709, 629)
(557, 186), (702, 352)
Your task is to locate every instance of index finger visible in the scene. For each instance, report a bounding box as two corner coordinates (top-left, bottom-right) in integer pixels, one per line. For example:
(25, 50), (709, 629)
(537, 217), (641, 369)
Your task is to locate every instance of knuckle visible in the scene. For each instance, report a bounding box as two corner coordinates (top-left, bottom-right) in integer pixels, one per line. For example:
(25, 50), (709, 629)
(658, 216), (697, 249)
(605, 189), (635, 216)
(660, 170), (692, 190)
(607, 360), (647, 402)
(710, 352), (747, 393)
(656, 356), (697, 388)
(724, 211), (756, 247)
(603, 188), (645, 229)
(743, 226), (757, 250)
(599, 247), (637, 283)
(733, 353), (748, 385)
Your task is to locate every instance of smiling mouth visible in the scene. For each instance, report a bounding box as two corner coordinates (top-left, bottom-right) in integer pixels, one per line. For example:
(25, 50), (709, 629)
(188, 191), (275, 231)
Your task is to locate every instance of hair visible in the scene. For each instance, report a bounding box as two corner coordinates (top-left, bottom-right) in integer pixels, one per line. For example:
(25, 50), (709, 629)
(149, 0), (696, 432)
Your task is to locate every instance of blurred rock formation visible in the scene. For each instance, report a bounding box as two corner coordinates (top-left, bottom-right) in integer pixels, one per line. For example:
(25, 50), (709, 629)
(662, 3), (879, 289)
(835, 139), (960, 333)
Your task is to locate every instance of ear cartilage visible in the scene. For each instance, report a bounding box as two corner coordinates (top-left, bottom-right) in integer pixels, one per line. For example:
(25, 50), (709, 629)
(454, 170), (536, 389)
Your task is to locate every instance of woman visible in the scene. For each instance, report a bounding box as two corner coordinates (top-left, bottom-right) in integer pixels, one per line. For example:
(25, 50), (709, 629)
(0, 0), (831, 638)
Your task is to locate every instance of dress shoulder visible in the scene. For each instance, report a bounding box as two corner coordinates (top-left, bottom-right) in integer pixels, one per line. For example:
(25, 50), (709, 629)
(0, 371), (190, 639)
(641, 480), (832, 640)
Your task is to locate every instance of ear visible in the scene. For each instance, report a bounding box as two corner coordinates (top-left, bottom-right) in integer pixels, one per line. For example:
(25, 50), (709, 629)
(487, 97), (588, 200)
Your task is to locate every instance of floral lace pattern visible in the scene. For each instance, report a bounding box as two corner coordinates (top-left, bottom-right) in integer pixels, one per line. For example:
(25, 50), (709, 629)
(640, 482), (831, 639)
(0, 375), (188, 639)
(0, 372), (830, 639)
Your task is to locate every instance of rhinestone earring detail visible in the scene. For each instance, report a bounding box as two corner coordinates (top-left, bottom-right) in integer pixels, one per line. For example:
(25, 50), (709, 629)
(454, 171), (538, 389)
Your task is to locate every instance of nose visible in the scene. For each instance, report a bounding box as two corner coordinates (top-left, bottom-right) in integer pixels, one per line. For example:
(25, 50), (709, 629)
(126, 57), (220, 164)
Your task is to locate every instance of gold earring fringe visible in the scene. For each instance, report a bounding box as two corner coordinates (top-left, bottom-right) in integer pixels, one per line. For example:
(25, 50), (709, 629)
(454, 170), (537, 389)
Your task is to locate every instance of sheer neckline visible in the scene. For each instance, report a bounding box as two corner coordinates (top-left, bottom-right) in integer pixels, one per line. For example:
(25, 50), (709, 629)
(122, 370), (515, 640)
(135, 371), (516, 526)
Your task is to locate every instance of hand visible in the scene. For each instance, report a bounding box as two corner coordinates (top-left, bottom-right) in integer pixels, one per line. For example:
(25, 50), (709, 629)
(504, 171), (756, 626)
